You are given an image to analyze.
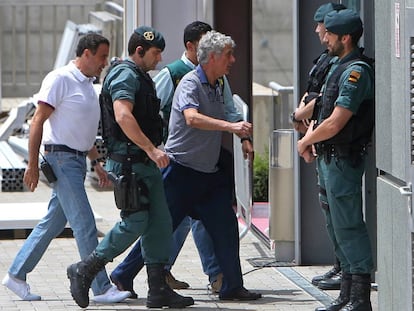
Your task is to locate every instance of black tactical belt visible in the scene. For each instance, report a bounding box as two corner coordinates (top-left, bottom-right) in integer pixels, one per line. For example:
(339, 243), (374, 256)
(109, 152), (149, 164)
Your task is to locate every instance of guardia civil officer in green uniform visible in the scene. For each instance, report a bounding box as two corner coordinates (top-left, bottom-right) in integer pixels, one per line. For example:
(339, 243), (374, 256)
(293, 3), (347, 291)
(293, 2), (346, 134)
(297, 9), (374, 311)
(66, 26), (194, 309)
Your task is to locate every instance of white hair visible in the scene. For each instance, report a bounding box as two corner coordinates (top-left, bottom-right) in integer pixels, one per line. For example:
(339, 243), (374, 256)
(197, 30), (235, 65)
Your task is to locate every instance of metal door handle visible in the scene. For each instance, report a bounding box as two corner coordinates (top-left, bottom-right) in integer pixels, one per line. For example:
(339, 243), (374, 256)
(399, 185), (412, 196)
(399, 183), (413, 215)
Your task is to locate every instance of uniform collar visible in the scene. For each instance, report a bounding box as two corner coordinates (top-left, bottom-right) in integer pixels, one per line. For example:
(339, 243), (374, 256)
(339, 47), (362, 64)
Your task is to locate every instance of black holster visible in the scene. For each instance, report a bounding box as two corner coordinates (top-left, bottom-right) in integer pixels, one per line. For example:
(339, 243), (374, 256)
(108, 171), (150, 212)
(336, 144), (366, 168)
(315, 143), (366, 167)
(315, 143), (334, 164)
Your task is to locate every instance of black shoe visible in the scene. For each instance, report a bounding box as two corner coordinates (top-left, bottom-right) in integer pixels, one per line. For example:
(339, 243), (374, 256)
(67, 252), (106, 308)
(147, 289), (194, 308)
(315, 272), (352, 311)
(219, 287), (262, 301)
(110, 274), (138, 299)
(314, 296), (349, 311)
(146, 264), (194, 308)
(318, 272), (342, 290)
(67, 264), (91, 308)
(312, 266), (341, 286)
(341, 274), (372, 311)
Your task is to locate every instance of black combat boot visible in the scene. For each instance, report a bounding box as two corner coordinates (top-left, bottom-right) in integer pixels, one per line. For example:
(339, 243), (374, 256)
(341, 274), (372, 311)
(312, 258), (341, 286)
(146, 264), (194, 308)
(318, 271), (342, 290)
(67, 252), (106, 308)
(315, 272), (352, 311)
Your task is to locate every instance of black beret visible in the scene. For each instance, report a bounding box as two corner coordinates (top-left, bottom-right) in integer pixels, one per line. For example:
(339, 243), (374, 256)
(134, 26), (165, 51)
(324, 9), (363, 35)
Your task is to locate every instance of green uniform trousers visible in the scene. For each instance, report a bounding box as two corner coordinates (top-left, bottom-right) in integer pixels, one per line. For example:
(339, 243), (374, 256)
(317, 155), (373, 274)
(95, 160), (172, 265)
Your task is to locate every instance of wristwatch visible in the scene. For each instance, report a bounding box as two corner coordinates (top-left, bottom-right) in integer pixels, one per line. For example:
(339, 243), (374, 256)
(290, 112), (299, 123)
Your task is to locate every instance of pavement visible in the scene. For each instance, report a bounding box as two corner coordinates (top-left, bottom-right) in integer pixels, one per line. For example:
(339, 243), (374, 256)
(0, 98), (378, 310)
(0, 177), (379, 311)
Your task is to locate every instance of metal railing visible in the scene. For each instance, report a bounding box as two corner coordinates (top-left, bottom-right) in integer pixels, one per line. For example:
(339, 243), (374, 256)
(232, 94), (252, 239)
(268, 81), (294, 130)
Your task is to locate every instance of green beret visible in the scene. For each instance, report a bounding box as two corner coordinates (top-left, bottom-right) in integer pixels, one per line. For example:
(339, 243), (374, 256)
(314, 3), (347, 23)
(134, 26), (165, 51)
(324, 9), (363, 35)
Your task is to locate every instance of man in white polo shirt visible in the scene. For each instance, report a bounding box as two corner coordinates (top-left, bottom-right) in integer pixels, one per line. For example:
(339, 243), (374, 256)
(2, 33), (130, 304)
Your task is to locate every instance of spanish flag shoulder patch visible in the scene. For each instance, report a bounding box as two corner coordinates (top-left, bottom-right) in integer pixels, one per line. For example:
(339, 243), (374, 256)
(348, 70), (361, 83)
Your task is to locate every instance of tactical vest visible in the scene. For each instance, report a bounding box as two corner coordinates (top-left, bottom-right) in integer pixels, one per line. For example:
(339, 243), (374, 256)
(316, 55), (374, 146)
(306, 50), (333, 94)
(166, 59), (193, 89)
(161, 59), (192, 123)
(100, 60), (163, 147)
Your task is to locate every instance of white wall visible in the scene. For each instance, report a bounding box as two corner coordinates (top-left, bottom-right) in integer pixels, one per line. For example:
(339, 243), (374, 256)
(252, 0), (293, 87)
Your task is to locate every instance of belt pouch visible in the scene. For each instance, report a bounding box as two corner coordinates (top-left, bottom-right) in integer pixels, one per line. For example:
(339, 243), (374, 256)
(113, 173), (148, 212)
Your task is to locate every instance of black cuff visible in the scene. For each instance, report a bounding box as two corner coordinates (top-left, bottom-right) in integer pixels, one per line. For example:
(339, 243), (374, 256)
(240, 137), (252, 143)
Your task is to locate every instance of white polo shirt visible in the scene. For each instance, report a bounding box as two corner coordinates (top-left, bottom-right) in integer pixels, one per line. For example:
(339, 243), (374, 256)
(35, 61), (100, 152)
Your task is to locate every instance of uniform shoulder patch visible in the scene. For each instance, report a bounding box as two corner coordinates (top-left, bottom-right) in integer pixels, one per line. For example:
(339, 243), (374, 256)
(348, 70), (361, 83)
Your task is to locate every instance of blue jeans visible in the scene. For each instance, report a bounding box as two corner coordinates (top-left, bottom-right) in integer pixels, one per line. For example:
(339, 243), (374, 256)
(166, 216), (222, 283)
(8, 151), (111, 295)
(111, 160), (243, 295)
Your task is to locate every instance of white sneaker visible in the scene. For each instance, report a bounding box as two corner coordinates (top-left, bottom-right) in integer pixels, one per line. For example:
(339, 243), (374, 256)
(2, 273), (41, 301)
(92, 285), (131, 303)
